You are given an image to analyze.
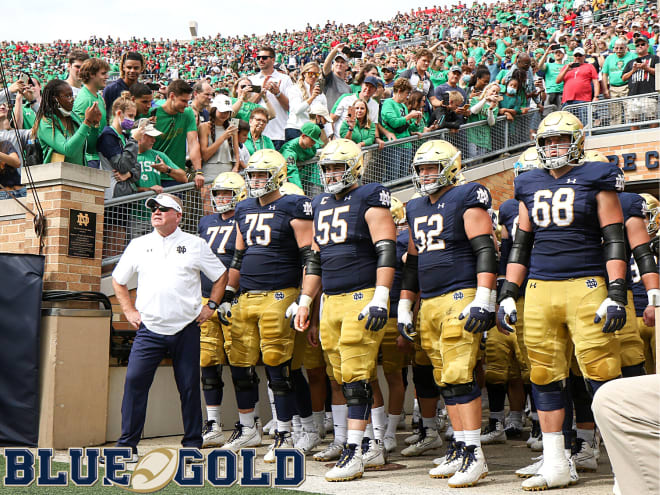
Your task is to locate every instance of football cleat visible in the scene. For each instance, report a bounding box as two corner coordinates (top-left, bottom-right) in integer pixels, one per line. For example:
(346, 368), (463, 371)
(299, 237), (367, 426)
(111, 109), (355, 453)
(222, 421), (261, 452)
(264, 430), (293, 463)
(202, 420), (225, 448)
(521, 455), (571, 490)
(383, 434), (397, 453)
(527, 420), (542, 447)
(401, 427), (443, 457)
(411, 140), (462, 195)
(505, 419), (524, 439)
(447, 445), (488, 488)
(404, 427), (421, 445)
(295, 429), (322, 455)
(262, 418), (277, 437)
(430, 440), (464, 478)
(314, 441), (344, 462)
(362, 438), (387, 467)
(481, 418), (507, 445)
(574, 437), (598, 472)
(516, 455), (544, 478)
(535, 110), (585, 169)
(325, 444), (364, 482)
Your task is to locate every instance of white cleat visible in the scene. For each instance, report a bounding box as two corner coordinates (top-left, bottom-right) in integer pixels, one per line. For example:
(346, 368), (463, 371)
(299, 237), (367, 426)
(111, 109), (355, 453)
(404, 428), (421, 445)
(447, 445), (488, 488)
(430, 440), (464, 478)
(314, 441), (344, 462)
(527, 421), (542, 447)
(521, 456), (571, 491)
(362, 439), (387, 467)
(262, 418), (276, 436)
(401, 427), (443, 457)
(325, 444), (364, 482)
(567, 453), (580, 486)
(516, 455), (544, 478)
(295, 430), (322, 455)
(480, 418), (507, 445)
(324, 413), (333, 434)
(264, 430), (293, 463)
(575, 438), (598, 472)
(222, 421), (261, 452)
(201, 420), (225, 448)
(383, 434), (397, 453)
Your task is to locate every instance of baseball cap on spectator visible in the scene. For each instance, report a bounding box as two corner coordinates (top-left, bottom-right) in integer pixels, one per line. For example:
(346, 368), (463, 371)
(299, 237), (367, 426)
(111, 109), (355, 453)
(635, 35), (649, 44)
(334, 53), (348, 62)
(534, 48), (545, 56)
(449, 65), (462, 73)
(309, 101), (332, 122)
(135, 119), (163, 137)
(554, 47), (565, 54)
(300, 121), (324, 146)
(364, 76), (384, 87)
(382, 66), (395, 73)
(631, 21), (641, 28)
(573, 47), (586, 56)
(211, 95), (232, 112)
(145, 193), (183, 213)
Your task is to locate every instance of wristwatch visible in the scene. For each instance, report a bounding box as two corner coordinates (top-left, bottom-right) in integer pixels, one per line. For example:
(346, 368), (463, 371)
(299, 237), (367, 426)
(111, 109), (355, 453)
(207, 300), (219, 310)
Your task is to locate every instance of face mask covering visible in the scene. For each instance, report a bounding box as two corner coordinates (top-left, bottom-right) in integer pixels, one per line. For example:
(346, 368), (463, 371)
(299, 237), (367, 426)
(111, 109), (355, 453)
(120, 118), (135, 131)
(58, 106), (71, 117)
(507, 87), (517, 95)
(463, 75), (472, 82)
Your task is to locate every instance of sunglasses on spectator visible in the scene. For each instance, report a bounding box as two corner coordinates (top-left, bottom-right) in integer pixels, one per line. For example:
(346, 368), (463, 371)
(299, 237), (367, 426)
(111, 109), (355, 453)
(150, 205), (173, 213)
(256, 55), (272, 60)
(574, 54), (585, 57)
(305, 72), (320, 76)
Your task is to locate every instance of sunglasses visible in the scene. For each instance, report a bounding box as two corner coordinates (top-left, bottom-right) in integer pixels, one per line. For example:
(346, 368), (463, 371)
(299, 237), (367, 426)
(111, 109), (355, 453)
(305, 72), (320, 76)
(256, 55), (272, 60)
(150, 205), (173, 213)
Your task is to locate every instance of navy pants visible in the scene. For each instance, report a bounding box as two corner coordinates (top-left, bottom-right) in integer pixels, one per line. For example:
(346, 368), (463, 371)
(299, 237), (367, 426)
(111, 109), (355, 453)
(117, 321), (202, 449)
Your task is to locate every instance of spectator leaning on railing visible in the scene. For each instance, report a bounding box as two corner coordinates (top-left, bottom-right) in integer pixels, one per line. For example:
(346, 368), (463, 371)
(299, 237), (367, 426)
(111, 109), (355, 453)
(622, 34), (658, 131)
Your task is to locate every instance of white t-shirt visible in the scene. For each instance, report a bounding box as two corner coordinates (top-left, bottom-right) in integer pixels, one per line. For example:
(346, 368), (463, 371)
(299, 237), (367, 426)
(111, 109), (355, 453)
(332, 94), (379, 138)
(286, 82), (330, 130)
(250, 71), (293, 142)
(112, 228), (226, 335)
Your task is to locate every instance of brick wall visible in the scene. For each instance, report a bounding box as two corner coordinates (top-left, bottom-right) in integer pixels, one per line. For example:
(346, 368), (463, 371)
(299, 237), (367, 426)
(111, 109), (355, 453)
(474, 169), (515, 210)
(0, 216), (26, 253)
(589, 141), (659, 183)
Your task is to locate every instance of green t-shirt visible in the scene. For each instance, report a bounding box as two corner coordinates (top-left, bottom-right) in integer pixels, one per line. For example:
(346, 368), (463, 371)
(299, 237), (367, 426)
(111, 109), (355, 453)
(231, 98), (262, 123)
(428, 68), (448, 87)
(602, 52), (638, 86)
(469, 46), (486, 64)
(544, 62), (567, 93)
(381, 98), (412, 148)
(340, 120), (376, 146)
(496, 37), (512, 57)
(22, 104), (36, 130)
(152, 106), (197, 167)
(467, 96), (499, 150)
(244, 132), (275, 155)
(279, 138), (319, 187)
(72, 85), (106, 162)
(135, 149), (178, 220)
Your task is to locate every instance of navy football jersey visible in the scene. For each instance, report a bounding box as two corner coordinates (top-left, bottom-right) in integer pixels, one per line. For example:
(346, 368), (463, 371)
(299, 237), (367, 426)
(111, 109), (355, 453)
(234, 194), (313, 291)
(619, 192), (648, 317)
(514, 161), (624, 280)
(406, 183), (492, 299)
(389, 228), (409, 317)
(198, 213), (237, 298)
(312, 183), (392, 295)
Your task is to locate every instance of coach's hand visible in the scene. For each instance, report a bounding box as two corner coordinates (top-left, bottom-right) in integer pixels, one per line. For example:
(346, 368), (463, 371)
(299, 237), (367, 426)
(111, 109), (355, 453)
(125, 308), (142, 329)
(197, 305), (213, 324)
(397, 298), (416, 342)
(358, 286), (389, 331)
(459, 286), (495, 333)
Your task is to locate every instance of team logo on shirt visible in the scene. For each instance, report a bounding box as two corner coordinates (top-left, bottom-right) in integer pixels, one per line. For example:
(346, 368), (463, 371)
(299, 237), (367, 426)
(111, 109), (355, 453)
(586, 278), (598, 289)
(176, 246), (186, 254)
(566, 178), (577, 184)
(476, 188), (489, 205)
(274, 291), (285, 301)
(353, 292), (364, 301)
(453, 291), (464, 300)
(269, 205), (277, 210)
(379, 190), (391, 207)
(615, 174), (625, 192)
(303, 201), (313, 216)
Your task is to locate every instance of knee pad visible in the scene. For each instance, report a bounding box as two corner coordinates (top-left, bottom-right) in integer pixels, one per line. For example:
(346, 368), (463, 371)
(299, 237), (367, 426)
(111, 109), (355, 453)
(266, 362), (294, 397)
(585, 377), (617, 397)
(412, 365), (440, 399)
(531, 380), (566, 411)
(440, 381), (480, 405)
(342, 380), (373, 407)
(621, 362), (646, 378)
(201, 365), (223, 391)
(230, 365), (260, 392)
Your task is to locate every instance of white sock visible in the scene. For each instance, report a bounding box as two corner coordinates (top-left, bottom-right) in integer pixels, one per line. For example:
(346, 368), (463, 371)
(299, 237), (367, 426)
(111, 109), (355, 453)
(577, 428), (595, 445)
(347, 429), (364, 446)
(542, 431), (565, 463)
(464, 428), (481, 448)
(292, 415), (302, 435)
(531, 411), (539, 421)
(313, 411), (325, 432)
(301, 414), (315, 432)
(206, 405), (220, 424)
(385, 413), (399, 437)
(365, 423), (375, 440)
(454, 430), (465, 444)
(268, 388), (277, 418)
(371, 406), (387, 441)
(508, 411), (523, 424)
(422, 417), (436, 430)
(277, 420), (292, 433)
(331, 404), (348, 444)
(239, 411), (255, 428)
(491, 410), (505, 422)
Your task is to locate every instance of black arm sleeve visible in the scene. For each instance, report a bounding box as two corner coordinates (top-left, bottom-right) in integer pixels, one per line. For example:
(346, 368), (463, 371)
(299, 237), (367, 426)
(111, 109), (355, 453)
(305, 249), (322, 277)
(229, 249), (245, 271)
(509, 228), (534, 267)
(469, 234), (498, 274)
(602, 223), (627, 262)
(632, 242), (658, 276)
(374, 239), (397, 269)
(401, 254), (419, 293)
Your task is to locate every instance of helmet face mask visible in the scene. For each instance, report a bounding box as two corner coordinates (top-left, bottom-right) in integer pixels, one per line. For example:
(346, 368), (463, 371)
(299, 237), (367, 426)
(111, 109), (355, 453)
(535, 111), (585, 169)
(318, 139), (364, 194)
(641, 193), (659, 235)
(210, 172), (246, 213)
(244, 150), (287, 198)
(411, 140), (461, 196)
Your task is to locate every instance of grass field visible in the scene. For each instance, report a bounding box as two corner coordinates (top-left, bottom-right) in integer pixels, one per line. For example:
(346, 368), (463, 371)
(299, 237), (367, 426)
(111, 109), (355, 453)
(0, 454), (319, 494)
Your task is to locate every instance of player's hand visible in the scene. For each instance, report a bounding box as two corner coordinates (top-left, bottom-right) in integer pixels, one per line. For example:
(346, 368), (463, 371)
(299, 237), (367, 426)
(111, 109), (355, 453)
(594, 297), (626, 333)
(288, 294), (313, 331)
(642, 305), (655, 327)
(125, 308), (142, 329)
(397, 298), (416, 342)
(217, 287), (236, 325)
(307, 323), (319, 347)
(497, 297), (517, 334)
(358, 286), (389, 331)
(459, 287), (495, 333)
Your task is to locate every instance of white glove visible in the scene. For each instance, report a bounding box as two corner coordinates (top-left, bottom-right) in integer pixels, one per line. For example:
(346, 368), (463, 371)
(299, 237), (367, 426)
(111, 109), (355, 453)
(217, 286), (237, 325)
(358, 285), (390, 331)
(459, 286), (495, 333)
(397, 298), (416, 342)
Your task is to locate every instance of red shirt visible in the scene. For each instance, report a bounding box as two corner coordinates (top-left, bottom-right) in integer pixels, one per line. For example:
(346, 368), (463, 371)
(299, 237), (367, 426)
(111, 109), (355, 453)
(561, 63), (598, 103)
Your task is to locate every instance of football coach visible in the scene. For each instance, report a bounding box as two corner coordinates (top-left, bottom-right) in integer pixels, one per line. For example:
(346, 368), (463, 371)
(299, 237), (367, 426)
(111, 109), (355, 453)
(112, 193), (228, 460)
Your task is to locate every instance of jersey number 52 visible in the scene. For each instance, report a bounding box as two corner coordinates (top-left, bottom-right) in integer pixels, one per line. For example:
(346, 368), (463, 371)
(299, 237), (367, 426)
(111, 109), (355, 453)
(413, 214), (445, 253)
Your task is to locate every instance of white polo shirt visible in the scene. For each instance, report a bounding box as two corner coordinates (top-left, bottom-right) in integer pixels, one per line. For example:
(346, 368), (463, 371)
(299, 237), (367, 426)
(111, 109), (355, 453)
(113, 228), (226, 335)
(250, 70), (293, 142)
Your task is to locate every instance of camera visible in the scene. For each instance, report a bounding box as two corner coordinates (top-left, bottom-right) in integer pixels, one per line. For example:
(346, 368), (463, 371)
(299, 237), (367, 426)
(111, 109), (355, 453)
(250, 85), (261, 93)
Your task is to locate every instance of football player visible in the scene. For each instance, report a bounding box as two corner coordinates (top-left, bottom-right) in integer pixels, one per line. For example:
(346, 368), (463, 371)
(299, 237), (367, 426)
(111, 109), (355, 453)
(498, 111), (628, 491)
(398, 140), (498, 488)
(221, 150), (315, 462)
(292, 138), (396, 482)
(482, 147), (538, 447)
(197, 172), (246, 447)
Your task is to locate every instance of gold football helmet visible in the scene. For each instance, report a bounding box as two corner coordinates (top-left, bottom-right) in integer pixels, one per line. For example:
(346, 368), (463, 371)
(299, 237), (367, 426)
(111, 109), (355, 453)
(412, 140), (461, 195)
(390, 196), (406, 225)
(245, 149), (287, 198)
(535, 111), (585, 169)
(582, 150), (609, 163)
(318, 139), (364, 194)
(514, 146), (541, 176)
(280, 181), (305, 196)
(641, 193), (659, 235)
(210, 172), (247, 213)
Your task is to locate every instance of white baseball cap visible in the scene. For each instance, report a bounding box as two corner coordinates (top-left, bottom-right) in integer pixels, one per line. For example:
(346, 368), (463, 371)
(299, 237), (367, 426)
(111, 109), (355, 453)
(211, 95), (233, 112)
(145, 193), (183, 213)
